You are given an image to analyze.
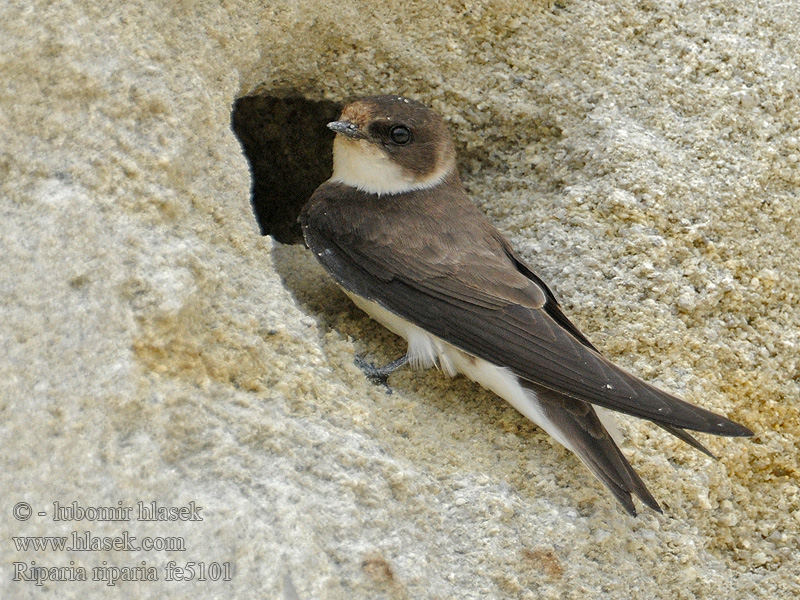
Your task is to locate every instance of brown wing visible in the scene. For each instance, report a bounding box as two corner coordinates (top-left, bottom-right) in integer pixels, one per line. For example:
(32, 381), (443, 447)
(300, 181), (752, 437)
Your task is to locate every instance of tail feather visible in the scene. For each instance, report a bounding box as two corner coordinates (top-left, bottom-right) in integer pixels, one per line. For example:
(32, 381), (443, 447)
(531, 385), (661, 515)
(655, 423), (716, 459)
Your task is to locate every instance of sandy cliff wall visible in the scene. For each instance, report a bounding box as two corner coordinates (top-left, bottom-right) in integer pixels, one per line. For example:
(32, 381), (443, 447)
(2, 1), (798, 598)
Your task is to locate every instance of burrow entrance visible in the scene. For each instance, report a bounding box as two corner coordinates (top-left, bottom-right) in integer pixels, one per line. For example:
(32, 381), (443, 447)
(231, 95), (342, 244)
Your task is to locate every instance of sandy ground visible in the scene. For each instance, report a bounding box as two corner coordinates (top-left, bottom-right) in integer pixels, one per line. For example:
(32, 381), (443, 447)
(2, 0), (798, 598)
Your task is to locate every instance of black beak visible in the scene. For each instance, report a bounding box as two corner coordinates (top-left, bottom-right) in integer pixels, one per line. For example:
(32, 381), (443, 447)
(328, 120), (366, 139)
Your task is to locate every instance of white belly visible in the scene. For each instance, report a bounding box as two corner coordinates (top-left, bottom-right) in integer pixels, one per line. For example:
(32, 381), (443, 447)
(343, 290), (584, 451)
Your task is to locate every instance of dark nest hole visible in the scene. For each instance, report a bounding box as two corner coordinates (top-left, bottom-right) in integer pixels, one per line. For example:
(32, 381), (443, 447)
(231, 95), (342, 244)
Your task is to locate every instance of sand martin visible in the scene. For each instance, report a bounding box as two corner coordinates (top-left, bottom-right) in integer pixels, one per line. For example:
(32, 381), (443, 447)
(299, 95), (752, 515)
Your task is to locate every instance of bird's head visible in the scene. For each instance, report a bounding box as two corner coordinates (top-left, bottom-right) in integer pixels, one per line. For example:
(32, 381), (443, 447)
(328, 95), (457, 196)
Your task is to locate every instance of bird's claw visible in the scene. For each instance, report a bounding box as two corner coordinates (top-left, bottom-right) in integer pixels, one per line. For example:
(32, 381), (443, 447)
(354, 354), (408, 394)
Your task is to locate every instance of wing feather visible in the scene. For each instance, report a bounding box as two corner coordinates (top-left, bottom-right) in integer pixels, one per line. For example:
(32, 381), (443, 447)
(301, 182), (752, 437)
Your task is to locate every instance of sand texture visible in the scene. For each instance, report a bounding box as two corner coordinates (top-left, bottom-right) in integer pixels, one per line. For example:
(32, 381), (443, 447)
(2, 0), (798, 598)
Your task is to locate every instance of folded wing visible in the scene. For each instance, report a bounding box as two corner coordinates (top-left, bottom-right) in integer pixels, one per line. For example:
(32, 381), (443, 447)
(301, 184), (752, 437)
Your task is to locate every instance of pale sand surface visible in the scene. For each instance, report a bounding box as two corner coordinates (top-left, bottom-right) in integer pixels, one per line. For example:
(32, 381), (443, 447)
(2, 1), (797, 597)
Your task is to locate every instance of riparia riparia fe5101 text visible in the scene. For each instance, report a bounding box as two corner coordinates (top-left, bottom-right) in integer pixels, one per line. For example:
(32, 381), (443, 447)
(299, 95), (752, 515)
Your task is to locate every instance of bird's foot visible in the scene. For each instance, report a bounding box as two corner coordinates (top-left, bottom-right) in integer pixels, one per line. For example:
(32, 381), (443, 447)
(354, 354), (408, 394)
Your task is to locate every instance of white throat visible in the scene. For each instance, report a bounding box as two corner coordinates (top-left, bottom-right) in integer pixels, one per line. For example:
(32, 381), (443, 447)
(329, 137), (451, 196)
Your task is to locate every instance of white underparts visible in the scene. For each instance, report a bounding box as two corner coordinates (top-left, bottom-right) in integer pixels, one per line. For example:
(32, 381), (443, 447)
(342, 290), (604, 453)
(329, 137), (452, 196)
(595, 406), (623, 443)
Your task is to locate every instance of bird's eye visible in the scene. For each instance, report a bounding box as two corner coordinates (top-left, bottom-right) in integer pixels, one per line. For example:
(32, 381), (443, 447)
(389, 125), (411, 145)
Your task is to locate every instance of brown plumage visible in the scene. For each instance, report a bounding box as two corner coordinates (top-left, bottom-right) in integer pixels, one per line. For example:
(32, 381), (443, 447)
(300, 95), (752, 515)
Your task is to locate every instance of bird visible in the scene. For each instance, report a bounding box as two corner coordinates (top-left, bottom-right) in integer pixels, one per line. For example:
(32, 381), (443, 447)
(299, 94), (753, 515)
